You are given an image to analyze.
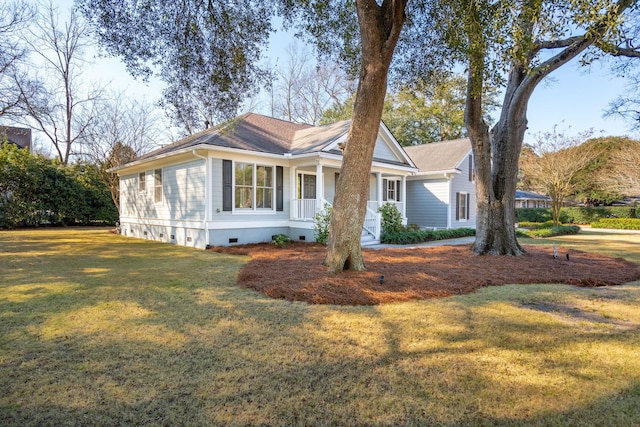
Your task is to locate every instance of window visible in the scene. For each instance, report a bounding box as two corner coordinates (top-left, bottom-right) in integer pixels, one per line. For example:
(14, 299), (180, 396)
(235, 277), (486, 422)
(139, 172), (146, 192)
(382, 179), (401, 202)
(256, 165), (273, 209)
(234, 162), (274, 210)
(154, 169), (163, 203)
(457, 192), (470, 220)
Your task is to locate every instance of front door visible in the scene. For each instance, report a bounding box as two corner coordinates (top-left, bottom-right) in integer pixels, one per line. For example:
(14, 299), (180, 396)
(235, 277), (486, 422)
(298, 174), (317, 219)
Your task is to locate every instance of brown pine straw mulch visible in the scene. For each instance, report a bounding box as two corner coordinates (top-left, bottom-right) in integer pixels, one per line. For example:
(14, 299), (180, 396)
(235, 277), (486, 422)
(209, 243), (640, 305)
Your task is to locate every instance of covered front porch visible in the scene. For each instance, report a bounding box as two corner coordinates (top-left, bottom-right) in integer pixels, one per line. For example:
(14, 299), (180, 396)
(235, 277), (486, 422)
(289, 160), (409, 244)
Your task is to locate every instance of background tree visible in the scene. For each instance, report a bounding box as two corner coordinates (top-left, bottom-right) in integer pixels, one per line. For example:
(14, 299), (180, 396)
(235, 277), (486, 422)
(0, 1), (34, 120)
(321, 73), (499, 145)
(84, 92), (160, 214)
(570, 136), (640, 205)
(520, 128), (601, 226)
(79, 0), (274, 135)
(415, 0), (640, 255)
(271, 43), (355, 125)
(596, 138), (640, 197)
(16, 2), (102, 165)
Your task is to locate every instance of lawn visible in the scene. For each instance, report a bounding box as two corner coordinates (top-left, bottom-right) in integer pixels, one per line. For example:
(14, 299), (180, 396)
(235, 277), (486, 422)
(1, 228), (640, 426)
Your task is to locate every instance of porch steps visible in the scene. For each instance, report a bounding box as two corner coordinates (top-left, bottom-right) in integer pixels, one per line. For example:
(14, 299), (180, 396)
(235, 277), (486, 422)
(360, 230), (380, 246)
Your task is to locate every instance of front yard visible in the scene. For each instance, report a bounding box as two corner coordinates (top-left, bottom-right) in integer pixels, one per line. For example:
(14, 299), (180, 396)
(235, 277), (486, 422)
(1, 228), (640, 425)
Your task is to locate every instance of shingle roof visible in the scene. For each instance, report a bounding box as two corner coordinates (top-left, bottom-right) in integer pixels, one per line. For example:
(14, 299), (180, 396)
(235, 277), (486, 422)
(136, 113), (313, 161)
(516, 190), (551, 200)
(403, 138), (471, 172)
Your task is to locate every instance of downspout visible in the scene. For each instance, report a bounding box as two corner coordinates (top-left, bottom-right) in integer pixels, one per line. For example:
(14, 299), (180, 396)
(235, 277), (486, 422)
(192, 149), (210, 247)
(446, 173), (452, 230)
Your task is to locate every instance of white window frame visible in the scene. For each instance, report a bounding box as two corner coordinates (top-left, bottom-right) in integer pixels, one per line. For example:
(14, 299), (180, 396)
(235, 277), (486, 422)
(139, 172), (146, 193)
(233, 162), (275, 212)
(458, 192), (469, 221)
(154, 168), (163, 204)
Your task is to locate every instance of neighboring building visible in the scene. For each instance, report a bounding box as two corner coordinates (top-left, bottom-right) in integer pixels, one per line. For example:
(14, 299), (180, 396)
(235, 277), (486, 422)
(112, 113), (418, 248)
(404, 138), (476, 229)
(0, 126), (32, 152)
(515, 190), (551, 208)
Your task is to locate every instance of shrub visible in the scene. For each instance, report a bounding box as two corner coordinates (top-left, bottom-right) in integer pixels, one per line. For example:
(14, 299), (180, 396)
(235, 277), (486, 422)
(561, 206), (637, 224)
(381, 227), (475, 245)
(379, 203), (404, 234)
(313, 204), (332, 245)
(590, 218), (640, 230)
(517, 220), (555, 229)
(515, 208), (553, 223)
(519, 225), (581, 238)
(271, 234), (292, 247)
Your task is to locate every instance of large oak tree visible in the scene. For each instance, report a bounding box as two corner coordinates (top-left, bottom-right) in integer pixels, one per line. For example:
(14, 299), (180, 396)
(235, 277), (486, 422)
(418, 0), (640, 255)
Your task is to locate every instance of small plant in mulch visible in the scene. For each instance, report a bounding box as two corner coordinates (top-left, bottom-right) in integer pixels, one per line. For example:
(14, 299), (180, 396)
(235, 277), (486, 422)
(271, 234), (292, 248)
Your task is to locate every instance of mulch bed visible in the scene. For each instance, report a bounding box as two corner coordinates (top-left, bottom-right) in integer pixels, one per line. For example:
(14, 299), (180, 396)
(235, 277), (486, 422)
(209, 243), (640, 305)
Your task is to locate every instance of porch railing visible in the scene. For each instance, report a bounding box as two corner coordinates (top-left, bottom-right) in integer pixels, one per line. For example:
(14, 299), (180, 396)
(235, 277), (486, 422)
(363, 205), (381, 241)
(292, 198), (318, 220)
(367, 201), (405, 216)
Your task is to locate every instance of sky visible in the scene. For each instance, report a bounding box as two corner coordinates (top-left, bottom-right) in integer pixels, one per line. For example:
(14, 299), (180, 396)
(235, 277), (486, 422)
(50, 1), (640, 146)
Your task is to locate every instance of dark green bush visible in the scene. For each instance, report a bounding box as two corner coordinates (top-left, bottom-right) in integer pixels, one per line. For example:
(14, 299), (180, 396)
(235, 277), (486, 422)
(0, 144), (118, 228)
(519, 225), (581, 238)
(590, 218), (640, 230)
(381, 227), (476, 244)
(515, 208), (553, 223)
(561, 207), (637, 224)
(516, 206), (638, 225)
(517, 220), (555, 229)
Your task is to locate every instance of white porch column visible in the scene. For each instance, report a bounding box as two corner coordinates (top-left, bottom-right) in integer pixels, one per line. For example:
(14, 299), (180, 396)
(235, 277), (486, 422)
(290, 166), (297, 219)
(315, 160), (323, 211)
(401, 175), (407, 219)
(376, 172), (383, 209)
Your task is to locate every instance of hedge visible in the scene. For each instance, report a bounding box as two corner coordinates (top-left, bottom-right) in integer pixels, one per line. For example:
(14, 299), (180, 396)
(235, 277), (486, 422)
(590, 218), (640, 230)
(516, 206), (638, 224)
(518, 225), (581, 238)
(381, 227), (476, 245)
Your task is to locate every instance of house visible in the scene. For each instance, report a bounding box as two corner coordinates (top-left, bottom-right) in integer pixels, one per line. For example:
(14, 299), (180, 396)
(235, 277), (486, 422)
(0, 126), (32, 152)
(403, 138), (476, 229)
(112, 113), (417, 248)
(515, 190), (551, 208)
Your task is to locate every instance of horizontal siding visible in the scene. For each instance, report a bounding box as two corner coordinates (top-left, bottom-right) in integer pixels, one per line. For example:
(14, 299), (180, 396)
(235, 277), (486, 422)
(450, 156), (476, 228)
(406, 179), (448, 228)
(373, 135), (399, 162)
(119, 160), (205, 222)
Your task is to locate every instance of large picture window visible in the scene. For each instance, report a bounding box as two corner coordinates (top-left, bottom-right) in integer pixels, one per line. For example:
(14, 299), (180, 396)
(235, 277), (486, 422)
(234, 162), (274, 210)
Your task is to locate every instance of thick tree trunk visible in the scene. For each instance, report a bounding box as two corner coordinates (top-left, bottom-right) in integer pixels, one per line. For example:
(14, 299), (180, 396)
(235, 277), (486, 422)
(324, 0), (406, 273)
(468, 65), (528, 256)
(324, 66), (389, 272)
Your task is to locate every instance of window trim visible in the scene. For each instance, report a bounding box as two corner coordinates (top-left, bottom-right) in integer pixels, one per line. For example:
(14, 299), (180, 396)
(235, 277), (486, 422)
(139, 171), (146, 193)
(456, 191), (470, 221)
(153, 168), (163, 204)
(233, 161), (276, 212)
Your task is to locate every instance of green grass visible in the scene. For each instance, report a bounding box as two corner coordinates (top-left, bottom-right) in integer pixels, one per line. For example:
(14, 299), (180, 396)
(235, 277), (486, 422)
(2, 228), (640, 426)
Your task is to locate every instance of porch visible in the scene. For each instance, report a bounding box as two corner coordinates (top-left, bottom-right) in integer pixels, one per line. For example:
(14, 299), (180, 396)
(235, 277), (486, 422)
(289, 162), (408, 245)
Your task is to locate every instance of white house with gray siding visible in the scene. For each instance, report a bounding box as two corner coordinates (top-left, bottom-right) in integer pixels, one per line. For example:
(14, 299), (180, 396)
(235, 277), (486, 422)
(404, 138), (476, 229)
(113, 113), (417, 248)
